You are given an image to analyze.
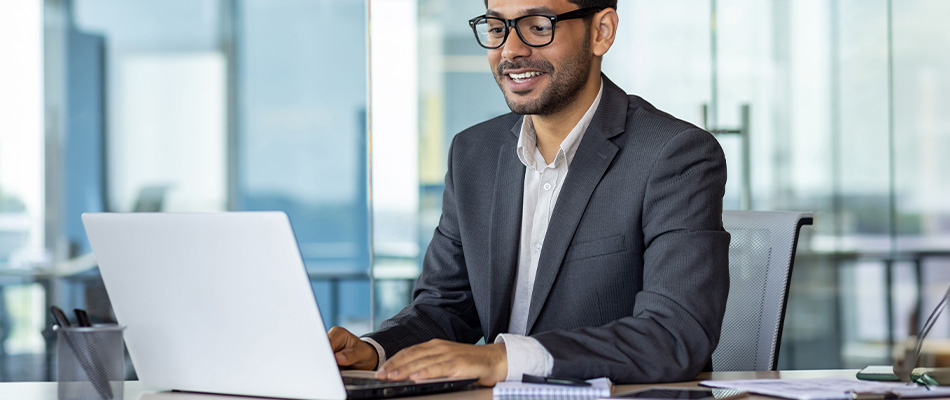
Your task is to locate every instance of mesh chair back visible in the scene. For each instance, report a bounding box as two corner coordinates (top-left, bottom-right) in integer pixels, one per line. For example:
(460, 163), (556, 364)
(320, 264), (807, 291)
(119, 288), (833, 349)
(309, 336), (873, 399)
(711, 211), (813, 371)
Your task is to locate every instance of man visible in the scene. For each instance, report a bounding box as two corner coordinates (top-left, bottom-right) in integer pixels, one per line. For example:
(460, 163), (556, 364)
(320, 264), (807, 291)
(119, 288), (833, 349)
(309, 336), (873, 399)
(330, 0), (730, 386)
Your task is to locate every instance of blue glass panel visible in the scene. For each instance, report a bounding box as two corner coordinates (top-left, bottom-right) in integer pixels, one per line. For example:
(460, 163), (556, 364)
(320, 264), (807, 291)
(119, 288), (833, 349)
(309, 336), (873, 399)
(237, 0), (370, 330)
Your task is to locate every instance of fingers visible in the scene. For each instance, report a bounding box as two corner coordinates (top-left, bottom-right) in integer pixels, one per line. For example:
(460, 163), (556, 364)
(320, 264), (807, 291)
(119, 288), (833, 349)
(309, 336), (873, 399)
(328, 326), (353, 352)
(335, 347), (359, 367)
(382, 354), (464, 382)
(328, 326), (357, 367)
(376, 339), (448, 380)
(376, 341), (507, 386)
(327, 326), (379, 370)
(401, 359), (459, 382)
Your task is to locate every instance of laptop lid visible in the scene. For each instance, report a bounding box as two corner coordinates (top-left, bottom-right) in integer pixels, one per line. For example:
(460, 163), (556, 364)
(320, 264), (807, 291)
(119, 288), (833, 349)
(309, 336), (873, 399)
(83, 211), (349, 400)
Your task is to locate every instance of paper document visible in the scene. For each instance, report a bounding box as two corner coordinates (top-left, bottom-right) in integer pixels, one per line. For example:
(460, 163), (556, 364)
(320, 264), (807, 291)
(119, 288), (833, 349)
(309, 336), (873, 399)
(493, 377), (612, 399)
(702, 377), (950, 400)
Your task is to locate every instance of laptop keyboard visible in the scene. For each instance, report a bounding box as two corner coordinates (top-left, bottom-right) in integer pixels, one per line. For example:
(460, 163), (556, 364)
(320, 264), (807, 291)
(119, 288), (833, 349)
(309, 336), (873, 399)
(342, 376), (413, 386)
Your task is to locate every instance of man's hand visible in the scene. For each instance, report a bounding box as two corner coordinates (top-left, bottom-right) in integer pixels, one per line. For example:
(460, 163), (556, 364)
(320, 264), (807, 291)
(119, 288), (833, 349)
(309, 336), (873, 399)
(328, 326), (379, 370)
(376, 339), (507, 387)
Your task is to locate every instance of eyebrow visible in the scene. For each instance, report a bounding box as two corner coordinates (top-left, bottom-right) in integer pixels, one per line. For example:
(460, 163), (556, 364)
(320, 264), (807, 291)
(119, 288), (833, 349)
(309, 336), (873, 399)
(486, 6), (556, 18)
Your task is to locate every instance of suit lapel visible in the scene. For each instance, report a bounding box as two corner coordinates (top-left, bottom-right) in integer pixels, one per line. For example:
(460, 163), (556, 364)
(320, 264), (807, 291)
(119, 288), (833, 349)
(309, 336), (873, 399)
(525, 77), (629, 334)
(487, 118), (526, 340)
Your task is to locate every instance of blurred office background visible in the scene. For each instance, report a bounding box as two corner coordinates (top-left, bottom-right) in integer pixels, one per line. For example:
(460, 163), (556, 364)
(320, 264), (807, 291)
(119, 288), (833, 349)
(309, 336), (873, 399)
(0, 0), (948, 381)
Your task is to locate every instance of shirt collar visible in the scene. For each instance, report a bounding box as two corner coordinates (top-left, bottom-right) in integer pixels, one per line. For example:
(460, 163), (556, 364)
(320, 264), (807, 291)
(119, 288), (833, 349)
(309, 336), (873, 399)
(516, 79), (605, 171)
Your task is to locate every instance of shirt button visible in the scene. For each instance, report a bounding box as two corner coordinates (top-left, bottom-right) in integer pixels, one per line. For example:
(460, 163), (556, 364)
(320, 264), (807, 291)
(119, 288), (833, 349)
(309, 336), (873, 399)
(535, 243), (542, 251)
(543, 183), (552, 191)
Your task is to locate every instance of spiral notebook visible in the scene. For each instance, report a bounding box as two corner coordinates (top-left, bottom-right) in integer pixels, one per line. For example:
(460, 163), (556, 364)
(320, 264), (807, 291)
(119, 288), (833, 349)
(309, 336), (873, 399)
(493, 377), (612, 399)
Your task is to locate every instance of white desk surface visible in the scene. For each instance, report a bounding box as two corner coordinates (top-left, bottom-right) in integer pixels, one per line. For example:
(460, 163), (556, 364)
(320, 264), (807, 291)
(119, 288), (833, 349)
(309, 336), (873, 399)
(0, 370), (862, 400)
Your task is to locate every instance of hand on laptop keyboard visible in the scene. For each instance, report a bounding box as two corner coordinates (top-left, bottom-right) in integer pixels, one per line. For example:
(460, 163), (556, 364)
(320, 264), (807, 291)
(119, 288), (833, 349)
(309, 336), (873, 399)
(328, 326), (380, 371)
(376, 339), (508, 386)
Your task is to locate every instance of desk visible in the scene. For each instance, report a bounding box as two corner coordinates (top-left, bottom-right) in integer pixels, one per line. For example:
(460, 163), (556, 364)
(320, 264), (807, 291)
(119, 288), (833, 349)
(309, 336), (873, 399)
(0, 370), (865, 400)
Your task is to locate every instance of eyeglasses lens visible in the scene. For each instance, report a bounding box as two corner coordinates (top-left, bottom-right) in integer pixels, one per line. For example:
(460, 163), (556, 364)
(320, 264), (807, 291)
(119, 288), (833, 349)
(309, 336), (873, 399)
(474, 16), (554, 48)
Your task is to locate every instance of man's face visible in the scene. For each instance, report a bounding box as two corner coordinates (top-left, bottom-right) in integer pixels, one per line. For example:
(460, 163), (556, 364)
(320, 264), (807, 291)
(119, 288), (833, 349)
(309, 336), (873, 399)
(486, 0), (594, 116)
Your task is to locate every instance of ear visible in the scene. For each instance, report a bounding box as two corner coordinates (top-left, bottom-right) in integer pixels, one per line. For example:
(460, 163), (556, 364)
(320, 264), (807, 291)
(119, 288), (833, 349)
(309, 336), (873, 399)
(591, 8), (619, 57)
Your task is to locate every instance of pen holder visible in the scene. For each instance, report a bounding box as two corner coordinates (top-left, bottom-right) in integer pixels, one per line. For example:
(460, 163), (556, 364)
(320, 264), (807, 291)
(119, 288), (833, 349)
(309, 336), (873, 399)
(55, 324), (125, 400)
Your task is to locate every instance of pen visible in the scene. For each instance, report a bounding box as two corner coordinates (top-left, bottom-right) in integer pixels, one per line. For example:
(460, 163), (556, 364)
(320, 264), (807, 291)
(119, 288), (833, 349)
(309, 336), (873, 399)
(51, 305), (72, 328)
(75, 309), (92, 327)
(522, 374), (591, 387)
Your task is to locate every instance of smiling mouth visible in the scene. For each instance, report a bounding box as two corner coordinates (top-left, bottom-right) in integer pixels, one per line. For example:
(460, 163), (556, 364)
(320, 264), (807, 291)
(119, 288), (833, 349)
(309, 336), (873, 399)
(508, 71), (544, 83)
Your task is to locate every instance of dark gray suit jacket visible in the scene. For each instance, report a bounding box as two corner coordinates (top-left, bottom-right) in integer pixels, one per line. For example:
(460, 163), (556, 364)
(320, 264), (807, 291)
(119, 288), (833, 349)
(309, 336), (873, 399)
(366, 76), (730, 383)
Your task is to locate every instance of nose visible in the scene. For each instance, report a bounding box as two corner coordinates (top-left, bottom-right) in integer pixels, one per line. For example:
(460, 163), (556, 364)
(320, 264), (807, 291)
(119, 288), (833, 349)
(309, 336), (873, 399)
(500, 27), (531, 61)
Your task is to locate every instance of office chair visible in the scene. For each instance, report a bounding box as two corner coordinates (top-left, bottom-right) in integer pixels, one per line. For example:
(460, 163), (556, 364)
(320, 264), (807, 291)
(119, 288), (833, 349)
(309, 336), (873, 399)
(711, 210), (814, 371)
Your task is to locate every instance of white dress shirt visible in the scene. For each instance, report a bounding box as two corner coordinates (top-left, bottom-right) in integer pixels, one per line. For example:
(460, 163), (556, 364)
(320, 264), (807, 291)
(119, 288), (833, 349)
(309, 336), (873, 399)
(494, 81), (604, 381)
(363, 80), (605, 380)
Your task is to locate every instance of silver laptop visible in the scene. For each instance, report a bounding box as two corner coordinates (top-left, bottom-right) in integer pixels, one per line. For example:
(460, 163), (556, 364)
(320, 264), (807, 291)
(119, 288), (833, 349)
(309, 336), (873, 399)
(82, 211), (476, 400)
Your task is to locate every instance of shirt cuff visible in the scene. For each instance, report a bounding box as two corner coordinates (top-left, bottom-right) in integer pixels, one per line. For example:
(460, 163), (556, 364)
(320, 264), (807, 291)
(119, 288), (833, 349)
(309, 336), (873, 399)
(360, 337), (387, 370)
(494, 333), (554, 381)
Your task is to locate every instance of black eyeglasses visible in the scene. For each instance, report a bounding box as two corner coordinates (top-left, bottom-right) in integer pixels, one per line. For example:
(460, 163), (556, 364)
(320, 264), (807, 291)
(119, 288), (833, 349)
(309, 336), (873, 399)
(468, 7), (603, 49)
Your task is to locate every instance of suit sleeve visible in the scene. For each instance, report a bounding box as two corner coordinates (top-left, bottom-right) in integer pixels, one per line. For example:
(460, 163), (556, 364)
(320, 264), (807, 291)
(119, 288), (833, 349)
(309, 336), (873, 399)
(532, 128), (730, 383)
(364, 136), (483, 357)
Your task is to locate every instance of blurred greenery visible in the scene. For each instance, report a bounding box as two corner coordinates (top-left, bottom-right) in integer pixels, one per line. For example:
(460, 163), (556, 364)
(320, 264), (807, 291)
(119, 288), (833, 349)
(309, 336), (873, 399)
(0, 188), (26, 213)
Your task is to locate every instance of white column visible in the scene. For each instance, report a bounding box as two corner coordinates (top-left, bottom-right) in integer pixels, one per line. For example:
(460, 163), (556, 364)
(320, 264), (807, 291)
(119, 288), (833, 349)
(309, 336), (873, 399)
(369, 0), (420, 263)
(0, 0), (46, 266)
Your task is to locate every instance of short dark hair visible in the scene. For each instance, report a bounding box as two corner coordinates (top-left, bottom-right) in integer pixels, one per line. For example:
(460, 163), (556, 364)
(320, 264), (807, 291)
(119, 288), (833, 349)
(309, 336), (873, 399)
(566, 0), (617, 9)
(483, 0), (618, 11)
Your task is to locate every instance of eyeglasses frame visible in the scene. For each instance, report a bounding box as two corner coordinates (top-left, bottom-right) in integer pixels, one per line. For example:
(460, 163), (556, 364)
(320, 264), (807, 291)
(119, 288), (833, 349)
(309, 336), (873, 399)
(468, 6), (605, 50)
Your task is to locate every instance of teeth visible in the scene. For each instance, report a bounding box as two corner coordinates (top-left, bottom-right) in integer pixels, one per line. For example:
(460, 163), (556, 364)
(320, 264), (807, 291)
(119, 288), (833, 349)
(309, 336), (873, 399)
(509, 71), (542, 82)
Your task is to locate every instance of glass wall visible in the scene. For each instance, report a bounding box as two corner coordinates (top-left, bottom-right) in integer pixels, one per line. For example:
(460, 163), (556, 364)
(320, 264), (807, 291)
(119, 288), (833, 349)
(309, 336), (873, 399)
(237, 0), (372, 334)
(0, 0), (371, 381)
(888, 0), (950, 365)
